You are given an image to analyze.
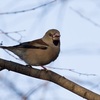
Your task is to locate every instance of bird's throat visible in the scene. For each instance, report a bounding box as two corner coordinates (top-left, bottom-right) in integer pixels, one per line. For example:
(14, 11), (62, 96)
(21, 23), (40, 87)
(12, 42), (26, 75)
(53, 40), (60, 46)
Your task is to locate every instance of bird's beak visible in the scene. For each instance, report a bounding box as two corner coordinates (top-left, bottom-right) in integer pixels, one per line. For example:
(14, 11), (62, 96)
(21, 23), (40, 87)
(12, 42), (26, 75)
(52, 32), (60, 40)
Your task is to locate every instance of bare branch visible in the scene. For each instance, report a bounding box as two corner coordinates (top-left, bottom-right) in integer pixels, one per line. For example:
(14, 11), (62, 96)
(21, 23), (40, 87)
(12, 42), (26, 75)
(0, 0), (56, 15)
(48, 66), (96, 76)
(0, 29), (25, 43)
(0, 76), (24, 98)
(70, 7), (100, 28)
(23, 82), (48, 100)
(3, 49), (22, 60)
(0, 58), (100, 100)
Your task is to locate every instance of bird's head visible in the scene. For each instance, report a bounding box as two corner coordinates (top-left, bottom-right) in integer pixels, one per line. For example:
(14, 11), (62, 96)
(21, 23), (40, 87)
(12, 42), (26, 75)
(43, 29), (60, 46)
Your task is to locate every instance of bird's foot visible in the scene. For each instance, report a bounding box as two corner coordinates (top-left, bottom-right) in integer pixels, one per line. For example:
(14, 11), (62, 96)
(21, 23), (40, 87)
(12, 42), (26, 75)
(41, 66), (48, 71)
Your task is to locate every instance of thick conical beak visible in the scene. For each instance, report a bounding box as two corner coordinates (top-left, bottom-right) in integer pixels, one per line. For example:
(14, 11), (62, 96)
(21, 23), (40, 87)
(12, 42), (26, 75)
(53, 32), (60, 40)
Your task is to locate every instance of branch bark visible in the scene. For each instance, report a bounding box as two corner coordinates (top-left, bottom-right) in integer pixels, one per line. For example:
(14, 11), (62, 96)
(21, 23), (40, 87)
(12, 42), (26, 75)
(0, 58), (100, 100)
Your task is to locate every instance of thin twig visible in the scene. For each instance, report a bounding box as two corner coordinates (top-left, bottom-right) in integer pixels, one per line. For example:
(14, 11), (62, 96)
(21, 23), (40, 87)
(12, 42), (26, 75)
(48, 66), (96, 76)
(4, 49), (21, 61)
(70, 7), (100, 28)
(0, 76), (24, 97)
(0, 29), (25, 43)
(0, 0), (56, 15)
(5, 30), (25, 34)
(23, 82), (48, 100)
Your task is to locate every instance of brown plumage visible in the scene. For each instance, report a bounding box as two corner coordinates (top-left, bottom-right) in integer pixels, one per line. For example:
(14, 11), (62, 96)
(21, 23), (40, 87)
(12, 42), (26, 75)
(0, 29), (60, 68)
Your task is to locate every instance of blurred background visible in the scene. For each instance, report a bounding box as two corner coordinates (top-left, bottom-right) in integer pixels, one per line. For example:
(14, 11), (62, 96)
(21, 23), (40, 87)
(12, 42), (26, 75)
(0, 0), (100, 100)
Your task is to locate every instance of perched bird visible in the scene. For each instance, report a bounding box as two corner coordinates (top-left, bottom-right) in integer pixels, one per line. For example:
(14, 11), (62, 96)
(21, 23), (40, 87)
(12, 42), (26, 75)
(0, 29), (60, 69)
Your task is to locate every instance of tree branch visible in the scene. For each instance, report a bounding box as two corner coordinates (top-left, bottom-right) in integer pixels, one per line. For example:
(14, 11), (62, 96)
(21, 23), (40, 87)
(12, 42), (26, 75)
(0, 0), (56, 15)
(69, 7), (100, 28)
(0, 58), (100, 100)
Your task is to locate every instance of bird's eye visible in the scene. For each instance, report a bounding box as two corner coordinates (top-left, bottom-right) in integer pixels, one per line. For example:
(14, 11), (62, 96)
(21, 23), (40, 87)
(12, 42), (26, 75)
(49, 33), (52, 37)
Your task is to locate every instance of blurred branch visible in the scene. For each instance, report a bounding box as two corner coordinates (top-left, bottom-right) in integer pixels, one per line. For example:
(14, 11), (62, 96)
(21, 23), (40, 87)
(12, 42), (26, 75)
(4, 30), (25, 34)
(0, 76), (24, 98)
(0, 29), (25, 43)
(0, 0), (56, 15)
(3, 49), (21, 60)
(22, 82), (48, 100)
(0, 76), (48, 100)
(70, 7), (100, 28)
(48, 66), (96, 76)
(0, 58), (100, 100)
(39, 82), (49, 100)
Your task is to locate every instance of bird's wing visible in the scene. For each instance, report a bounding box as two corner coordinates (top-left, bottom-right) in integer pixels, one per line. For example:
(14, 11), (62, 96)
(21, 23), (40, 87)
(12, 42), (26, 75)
(14, 39), (48, 50)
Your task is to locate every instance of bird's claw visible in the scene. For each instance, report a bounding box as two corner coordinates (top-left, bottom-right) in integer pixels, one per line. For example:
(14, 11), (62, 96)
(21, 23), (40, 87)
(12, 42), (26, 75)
(41, 66), (48, 71)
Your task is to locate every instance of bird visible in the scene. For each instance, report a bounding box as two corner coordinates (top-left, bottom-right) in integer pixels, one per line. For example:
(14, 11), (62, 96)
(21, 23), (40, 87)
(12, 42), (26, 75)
(0, 29), (60, 69)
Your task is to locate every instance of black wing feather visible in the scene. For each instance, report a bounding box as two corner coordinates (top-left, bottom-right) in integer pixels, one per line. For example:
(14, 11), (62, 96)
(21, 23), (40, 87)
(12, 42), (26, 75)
(14, 41), (47, 50)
